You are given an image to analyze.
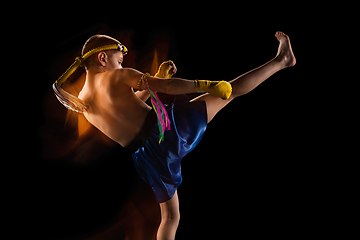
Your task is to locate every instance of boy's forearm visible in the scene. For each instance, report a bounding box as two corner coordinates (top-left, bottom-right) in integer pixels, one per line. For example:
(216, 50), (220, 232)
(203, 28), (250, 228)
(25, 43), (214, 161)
(147, 75), (232, 99)
(161, 78), (232, 99)
(165, 78), (196, 95)
(146, 75), (195, 95)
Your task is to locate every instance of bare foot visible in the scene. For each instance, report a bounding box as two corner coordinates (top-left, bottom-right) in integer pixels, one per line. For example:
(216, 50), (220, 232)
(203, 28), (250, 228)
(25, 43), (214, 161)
(275, 31), (296, 67)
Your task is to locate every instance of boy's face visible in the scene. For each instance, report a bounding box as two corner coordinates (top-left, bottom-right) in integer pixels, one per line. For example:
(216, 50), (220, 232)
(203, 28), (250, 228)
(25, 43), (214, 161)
(104, 51), (124, 70)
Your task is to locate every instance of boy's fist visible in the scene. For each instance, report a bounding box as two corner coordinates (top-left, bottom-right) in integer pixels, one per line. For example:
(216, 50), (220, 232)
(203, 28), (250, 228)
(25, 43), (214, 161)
(155, 60), (177, 78)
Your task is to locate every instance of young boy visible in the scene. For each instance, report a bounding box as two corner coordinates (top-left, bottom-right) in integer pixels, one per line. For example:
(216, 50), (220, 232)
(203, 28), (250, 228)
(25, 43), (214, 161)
(53, 31), (295, 240)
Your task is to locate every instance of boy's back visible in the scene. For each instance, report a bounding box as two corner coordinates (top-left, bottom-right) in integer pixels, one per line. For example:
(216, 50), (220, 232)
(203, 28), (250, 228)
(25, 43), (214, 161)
(79, 69), (151, 147)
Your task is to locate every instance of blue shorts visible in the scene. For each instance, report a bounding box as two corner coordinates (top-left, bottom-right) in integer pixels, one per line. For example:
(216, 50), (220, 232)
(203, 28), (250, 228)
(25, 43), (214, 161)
(127, 94), (207, 203)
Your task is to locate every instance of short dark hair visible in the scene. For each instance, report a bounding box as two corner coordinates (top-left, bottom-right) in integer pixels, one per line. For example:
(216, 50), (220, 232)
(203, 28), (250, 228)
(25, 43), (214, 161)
(81, 34), (121, 69)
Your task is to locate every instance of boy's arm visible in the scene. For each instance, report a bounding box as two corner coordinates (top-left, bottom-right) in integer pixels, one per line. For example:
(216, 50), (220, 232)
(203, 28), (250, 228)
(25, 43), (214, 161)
(147, 76), (196, 95)
(118, 68), (232, 99)
(120, 68), (196, 95)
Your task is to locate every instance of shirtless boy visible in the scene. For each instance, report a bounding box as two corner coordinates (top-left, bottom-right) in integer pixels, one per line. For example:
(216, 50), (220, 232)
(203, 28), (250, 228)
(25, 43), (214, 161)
(53, 31), (295, 240)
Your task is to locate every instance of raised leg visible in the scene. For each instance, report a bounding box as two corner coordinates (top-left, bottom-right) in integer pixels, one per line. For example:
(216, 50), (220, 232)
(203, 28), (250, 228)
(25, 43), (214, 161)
(157, 191), (180, 240)
(191, 31), (296, 123)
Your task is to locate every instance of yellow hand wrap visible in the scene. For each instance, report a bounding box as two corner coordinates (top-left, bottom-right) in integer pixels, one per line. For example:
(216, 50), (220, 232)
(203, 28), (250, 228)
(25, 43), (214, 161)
(195, 80), (232, 100)
(155, 60), (174, 78)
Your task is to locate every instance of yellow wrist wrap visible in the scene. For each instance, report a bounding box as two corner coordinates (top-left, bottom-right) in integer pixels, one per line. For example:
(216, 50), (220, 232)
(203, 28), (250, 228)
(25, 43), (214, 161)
(155, 60), (174, 78)
(195, 80), (232, 100)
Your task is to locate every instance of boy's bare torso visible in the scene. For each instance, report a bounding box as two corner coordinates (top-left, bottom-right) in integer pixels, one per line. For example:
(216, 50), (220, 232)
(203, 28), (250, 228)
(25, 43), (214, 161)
(78, 70), (151, 147)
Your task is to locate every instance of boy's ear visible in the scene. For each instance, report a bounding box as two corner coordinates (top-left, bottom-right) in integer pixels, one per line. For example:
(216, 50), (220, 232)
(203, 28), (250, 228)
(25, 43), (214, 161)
(98, 52), (107, 66)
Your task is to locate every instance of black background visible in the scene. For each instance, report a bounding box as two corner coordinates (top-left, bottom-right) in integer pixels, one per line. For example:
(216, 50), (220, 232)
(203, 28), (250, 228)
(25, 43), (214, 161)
(14, 6), (347, 240)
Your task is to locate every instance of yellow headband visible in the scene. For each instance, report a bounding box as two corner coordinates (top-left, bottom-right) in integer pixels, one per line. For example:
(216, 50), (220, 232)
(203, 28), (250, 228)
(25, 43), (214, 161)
(55, 43), (128, 86)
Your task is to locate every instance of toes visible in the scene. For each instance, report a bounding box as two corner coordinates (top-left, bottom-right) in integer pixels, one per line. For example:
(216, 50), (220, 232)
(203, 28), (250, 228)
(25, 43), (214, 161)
(275, 31), (283, 38)
(275, 31), (288, 41)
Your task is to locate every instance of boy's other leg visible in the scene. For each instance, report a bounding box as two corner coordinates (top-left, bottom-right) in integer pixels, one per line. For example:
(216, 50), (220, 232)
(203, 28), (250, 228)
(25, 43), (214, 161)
(191, 31), (296, 123)
(157, 191), (180, 240)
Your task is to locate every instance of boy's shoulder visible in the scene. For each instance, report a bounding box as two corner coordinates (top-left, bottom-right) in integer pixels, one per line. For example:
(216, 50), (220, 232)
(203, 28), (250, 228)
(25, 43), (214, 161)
(107, 68), (141, 81)
(106, 68), (143, 89)
(103, 68), (143, 95)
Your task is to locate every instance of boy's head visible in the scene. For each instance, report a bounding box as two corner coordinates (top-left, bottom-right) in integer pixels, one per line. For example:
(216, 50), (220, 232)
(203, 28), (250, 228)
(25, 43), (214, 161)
(53, 34), (127, 113)
(82, 34), (126, 71)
